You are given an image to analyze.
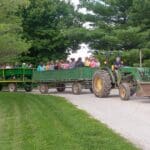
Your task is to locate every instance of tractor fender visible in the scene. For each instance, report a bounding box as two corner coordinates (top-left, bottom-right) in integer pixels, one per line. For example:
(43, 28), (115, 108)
(101, 67), (116, 84)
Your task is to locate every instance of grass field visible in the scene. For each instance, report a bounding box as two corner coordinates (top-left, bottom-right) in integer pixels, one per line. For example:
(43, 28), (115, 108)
(0, 93), (138, 150)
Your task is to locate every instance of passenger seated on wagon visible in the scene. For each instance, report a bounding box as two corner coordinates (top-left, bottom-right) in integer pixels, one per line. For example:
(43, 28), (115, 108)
(1, 64), (6, 69)
(89, 57), (97, 68)
(6, 63), (12, 69)
(75, 57), (84, 68)
(50, 61), (55, 70)
(84, 57), (90, 67)
(28, 63), (33, 68)
(54, 60), (61, 70)
(14, 62), (21, 68)
(85, 57), (100, 68)
(46, 62), (50, 70)
(37, 63), (46, 71)
(69, 58), (76, 69)
(22, 63), (28, 69)
(95, 58), (100, 68)
(61, 60), (70, 69)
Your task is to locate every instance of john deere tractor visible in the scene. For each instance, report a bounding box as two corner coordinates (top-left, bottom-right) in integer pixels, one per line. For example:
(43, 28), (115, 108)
(92, 66), (150, 100)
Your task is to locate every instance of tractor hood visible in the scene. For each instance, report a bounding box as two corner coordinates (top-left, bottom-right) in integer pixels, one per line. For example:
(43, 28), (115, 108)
(119, 67), (150, 97)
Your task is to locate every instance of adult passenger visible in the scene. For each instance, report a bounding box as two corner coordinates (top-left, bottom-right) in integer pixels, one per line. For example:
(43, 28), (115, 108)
(75, 57), (84, 68)
(54, 60), (60, 70)
(46, 62), (50, 70)
(50, 61), (55, 70)
(6, 63), (11, 69)
(95, 58), (100, 68)
(14, 62), (20, 68)
(84, 57), (90, 67)
(37, 63), (45, 71)
(89, 57), (96, 68)
(62, 60), (70, 69)
(69, 58), (76, 69)
(22, 63), (28, 68)
(28, 64), (33, 68)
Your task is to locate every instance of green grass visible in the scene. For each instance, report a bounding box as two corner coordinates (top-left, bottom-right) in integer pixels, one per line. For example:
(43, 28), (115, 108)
(0, 93), (138, 150)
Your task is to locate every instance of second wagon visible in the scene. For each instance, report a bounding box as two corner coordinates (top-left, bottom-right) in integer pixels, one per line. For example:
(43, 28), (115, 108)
(33, 67), (98, 94)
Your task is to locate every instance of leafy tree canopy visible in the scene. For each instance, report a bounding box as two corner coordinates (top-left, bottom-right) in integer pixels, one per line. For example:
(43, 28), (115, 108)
(0, 0), (30, 63)
(79, 0), (150, 50)
(19, 0), (86, 64)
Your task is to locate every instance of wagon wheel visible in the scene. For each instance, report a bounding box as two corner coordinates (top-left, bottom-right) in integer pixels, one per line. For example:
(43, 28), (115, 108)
(8, 83), (17, 92)
(92, 70), (112, 98)
(56, 84), (65, 92)
(119, 83), (130, 100)
(0, 84), (3, 91)
(39, 84), (48, 94)
(72, 82), (82, 95)
(24, 83), (33, 92)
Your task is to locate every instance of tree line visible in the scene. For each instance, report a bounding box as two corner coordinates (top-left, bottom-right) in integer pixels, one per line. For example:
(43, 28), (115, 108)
(0, 0), (149, 66)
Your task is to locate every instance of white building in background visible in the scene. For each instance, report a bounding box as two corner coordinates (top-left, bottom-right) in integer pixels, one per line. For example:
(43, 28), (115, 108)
(68, 44), (92, 61)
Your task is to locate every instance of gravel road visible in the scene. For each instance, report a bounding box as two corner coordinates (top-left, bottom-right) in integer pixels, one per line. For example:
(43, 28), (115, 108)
(33, 89), (150, 150)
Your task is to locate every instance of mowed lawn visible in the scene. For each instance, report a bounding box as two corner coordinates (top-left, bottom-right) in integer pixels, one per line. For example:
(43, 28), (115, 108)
(0, 93), (138, 150)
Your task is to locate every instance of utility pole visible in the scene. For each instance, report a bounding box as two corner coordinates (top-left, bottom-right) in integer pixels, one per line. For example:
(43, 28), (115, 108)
(139, 49), (142, 67)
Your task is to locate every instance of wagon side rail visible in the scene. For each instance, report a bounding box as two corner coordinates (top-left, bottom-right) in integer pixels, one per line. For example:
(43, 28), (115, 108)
(0, 68), (34, 83)
(33, 67), (98, 83)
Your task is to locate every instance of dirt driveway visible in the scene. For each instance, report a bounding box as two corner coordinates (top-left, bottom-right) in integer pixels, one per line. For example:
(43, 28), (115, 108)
(33, 89), (150, 150)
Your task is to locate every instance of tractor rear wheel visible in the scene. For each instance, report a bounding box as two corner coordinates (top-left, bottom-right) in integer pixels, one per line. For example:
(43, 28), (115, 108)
(56, 84), (65, 92)
(39, 84), (48, 94)
(72, 82), (82, 95)
(92, 70), (112, 97)
(119, 83), (130, 100)
(8, 83), (17, 92)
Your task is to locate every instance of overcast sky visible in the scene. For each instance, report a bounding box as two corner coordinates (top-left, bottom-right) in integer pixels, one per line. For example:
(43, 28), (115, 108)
(71, 0), (79, 6)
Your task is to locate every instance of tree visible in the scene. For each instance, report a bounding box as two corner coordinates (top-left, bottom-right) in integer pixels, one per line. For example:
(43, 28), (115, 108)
(79, 0), (136, 50)
(0, 0), (30, 62)
(19, 0), (85, 64)
(79, 0), (150, 66)
(129, 0), (150, 49)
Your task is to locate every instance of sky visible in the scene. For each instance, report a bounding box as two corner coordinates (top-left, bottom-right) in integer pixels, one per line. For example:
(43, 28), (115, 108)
(71, 0), (79, 6)
(68, 0), (92, 60)
(68, 44), (92, 61)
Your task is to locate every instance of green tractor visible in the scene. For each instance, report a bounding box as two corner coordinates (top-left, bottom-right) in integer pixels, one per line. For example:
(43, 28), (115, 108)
(92, 66), (150, 100)
(92, 50), (150, 100)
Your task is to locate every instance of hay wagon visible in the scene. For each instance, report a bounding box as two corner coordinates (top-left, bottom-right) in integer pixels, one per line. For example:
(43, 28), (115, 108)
(33, 67), (98, 94)
(0, 68), (34, 92)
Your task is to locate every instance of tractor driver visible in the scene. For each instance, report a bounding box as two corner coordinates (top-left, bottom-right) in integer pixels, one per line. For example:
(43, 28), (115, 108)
(114, 57), (123, 70)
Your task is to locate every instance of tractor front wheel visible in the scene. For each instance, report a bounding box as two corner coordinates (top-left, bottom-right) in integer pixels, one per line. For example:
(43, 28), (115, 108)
(39, 84), (48, 94)
(119, 83), (130, 100)
(72, 82), (82, 95)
